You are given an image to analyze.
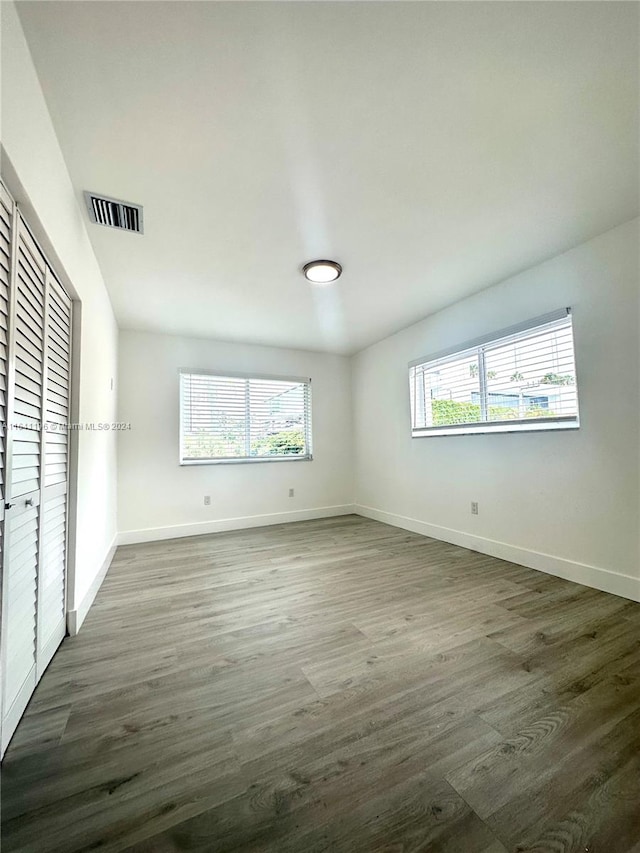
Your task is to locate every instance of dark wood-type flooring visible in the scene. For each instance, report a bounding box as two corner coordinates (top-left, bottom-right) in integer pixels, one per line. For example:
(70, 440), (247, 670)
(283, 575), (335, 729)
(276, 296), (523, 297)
(2, 515), (640, 852)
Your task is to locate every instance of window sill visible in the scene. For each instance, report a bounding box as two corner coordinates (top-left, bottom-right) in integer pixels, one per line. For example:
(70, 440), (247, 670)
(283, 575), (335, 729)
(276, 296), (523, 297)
(180, 455), (313, 466)
(412, 419), (579, 438)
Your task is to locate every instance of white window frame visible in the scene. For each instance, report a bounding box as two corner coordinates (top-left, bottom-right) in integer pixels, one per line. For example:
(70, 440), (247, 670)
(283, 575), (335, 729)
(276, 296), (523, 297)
(179, 369), (312, 465)
(409, 308), (580, 438)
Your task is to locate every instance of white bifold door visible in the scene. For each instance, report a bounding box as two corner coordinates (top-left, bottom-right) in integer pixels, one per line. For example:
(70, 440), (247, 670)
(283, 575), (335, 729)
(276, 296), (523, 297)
(0, 182), (72, 756)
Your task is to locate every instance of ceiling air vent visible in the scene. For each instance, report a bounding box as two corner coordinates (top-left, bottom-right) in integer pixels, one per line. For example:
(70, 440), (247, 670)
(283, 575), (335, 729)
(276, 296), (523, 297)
(84, 192), (144, 234)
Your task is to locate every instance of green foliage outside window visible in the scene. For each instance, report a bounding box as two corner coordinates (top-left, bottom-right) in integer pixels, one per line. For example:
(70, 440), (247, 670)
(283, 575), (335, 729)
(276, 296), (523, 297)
(431, 399), (553, 426)
(250, 429), (306, 456)
(540, 373), (574, 386)
(184, 427), (306, 459)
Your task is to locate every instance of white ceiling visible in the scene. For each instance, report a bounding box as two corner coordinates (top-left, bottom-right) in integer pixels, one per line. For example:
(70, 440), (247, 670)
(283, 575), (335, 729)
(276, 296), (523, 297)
(16, 1), (639, 354)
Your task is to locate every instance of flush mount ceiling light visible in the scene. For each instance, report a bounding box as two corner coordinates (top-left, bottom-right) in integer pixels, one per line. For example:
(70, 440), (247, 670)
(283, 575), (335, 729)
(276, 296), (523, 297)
(302, 259), (342, 283)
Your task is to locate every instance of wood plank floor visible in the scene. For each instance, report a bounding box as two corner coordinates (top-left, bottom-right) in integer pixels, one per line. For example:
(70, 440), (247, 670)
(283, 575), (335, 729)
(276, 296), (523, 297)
(3, 515), (640, 853)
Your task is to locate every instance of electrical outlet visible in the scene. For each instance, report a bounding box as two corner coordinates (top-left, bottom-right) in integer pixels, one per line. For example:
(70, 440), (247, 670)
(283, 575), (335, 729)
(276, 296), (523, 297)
(204, 495), (211, 506)
(471, 501), (479, 515)
(288, 488), (295, 498)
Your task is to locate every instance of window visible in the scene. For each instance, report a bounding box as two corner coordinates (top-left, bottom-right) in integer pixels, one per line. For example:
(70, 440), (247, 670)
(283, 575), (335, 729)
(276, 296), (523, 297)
(180, 371), (312, 463)
(409, 309), (579, 437)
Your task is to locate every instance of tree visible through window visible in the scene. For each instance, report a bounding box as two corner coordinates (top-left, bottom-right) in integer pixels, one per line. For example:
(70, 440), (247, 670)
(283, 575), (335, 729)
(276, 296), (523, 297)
(409, 310), (579, 436)
(180, 372), (312, 462)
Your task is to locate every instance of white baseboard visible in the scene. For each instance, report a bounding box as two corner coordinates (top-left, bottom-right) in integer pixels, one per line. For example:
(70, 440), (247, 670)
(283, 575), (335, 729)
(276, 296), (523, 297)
(117, 504), (356, 546)
(355, 504), (640, 603)
(67, 537), (117, 636)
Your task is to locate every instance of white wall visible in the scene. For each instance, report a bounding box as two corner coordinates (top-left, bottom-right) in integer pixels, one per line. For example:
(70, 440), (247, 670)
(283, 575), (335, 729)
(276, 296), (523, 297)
(353, 219), (640, 601)
(1, 2), (119, 629)
(118, 331), (353, 542)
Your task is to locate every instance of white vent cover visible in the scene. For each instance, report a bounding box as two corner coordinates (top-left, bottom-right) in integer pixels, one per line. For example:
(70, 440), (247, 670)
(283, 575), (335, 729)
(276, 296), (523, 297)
(84, 192), (143, 234)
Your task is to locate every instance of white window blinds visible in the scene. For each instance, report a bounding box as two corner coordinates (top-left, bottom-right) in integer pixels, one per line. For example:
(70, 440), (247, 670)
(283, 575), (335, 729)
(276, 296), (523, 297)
(180, 371), (312, 463)
(409, 310), (580, 436)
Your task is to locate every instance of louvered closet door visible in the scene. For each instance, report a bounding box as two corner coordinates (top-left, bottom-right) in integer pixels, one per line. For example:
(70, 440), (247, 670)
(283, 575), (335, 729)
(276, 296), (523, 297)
(0, 197), (73, 756)
(37, 272), (71, 676)
(0, 187), (11, 618)
(1, 216), (46, 750)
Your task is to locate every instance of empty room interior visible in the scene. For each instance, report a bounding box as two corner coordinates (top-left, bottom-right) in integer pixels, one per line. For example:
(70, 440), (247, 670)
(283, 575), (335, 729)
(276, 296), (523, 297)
(1, 1), (639, 851)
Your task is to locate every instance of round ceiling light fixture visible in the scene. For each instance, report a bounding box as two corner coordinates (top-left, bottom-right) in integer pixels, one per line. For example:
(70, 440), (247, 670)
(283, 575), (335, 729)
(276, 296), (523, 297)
(302, 259), (342, 284)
